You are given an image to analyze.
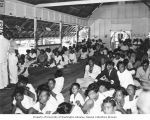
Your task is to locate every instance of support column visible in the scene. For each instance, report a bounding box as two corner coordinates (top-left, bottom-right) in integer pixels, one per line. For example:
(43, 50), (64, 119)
(76, 25), (79, 46)
(34, 17), (37, 48)
(59, 21), (63, 46)
(88, 27), (90, 39)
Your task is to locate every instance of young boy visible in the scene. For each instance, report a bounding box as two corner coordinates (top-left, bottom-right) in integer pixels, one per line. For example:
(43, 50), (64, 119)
(29, 87), (58, 114)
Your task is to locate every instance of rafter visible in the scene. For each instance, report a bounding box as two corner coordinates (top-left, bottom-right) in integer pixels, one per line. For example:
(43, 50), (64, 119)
(36, 0), (139, 7)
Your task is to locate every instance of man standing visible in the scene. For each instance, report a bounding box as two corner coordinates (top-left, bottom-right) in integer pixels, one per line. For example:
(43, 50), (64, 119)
(0, 33), (10, 89)
(8, 39), (18, 84)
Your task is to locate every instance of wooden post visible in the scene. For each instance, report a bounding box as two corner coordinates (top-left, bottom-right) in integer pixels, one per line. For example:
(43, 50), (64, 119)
(76, 25), (79, 46)
(34, 17), (37, 48)
(59, 21), (63, 46)
(88, 27), (90, 39)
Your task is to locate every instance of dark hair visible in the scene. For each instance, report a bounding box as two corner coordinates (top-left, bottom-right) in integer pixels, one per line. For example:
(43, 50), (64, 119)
(127, 84), (137, 91)
(36, 84), (49, 96)
(56, 102), (72, 114)
(88, 57), (95, 63)
(48, 78), (56, 84)
(26, 49), (30, 54)
(106, 61), (114, 67)
(123, 59), (129, 67)
(97, 81), (111, 90)
(39, 87), (50, 97)
(55, 70), (63, 78)
(85, 83), (99, 97)
(70, 83), (80, 95)
(102, 97), (116, 107)
(18, 75), (29, 84)
(13, 87), (25, 97)
(113, 87), (128, 98)
(117, 61), (125, 70)
(142, 59), (149, 66)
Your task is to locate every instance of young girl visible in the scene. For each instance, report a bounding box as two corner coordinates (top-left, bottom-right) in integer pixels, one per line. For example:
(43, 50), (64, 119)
(125, 84), (138, 114)
(113, 87), (128, 114)
(70, 83), (85, 107)
(102, 97), (122, 114)
(12, 87), (34, 114)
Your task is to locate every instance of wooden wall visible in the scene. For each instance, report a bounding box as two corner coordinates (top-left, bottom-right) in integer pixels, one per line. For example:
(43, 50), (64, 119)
(88, 2), (150, 47)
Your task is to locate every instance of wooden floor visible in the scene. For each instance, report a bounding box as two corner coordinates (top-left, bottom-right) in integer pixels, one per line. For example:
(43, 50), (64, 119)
(0, 60), (86, 114)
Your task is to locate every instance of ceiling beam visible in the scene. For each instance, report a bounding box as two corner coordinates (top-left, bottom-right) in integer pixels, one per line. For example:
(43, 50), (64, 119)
(36, 0), (139, 7)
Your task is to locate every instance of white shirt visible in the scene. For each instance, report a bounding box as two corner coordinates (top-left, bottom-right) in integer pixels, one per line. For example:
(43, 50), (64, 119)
(55, 93), (64, 105)
(136, 66), (150, 82)
(117, 69), (134, 88)
(55, 55), (62, 64)
(27, 84), (37, 102)
(0, 35), (10, 63)
(113, 58), (123, 67)
(33, 96), (58, 114)
(70, 92), (85, 106)
(71, 105), (84, 115)
(89, 49), (94, 57)
(84, 64), (101, 79)
(124, 95), (138, 114)
(53, 77), (64, 94)
(69, 53), (77, 63)
(29, 53), (36, 59)
(13, 95), (34, 114)
(101, 89), (115, 98)
(88, 93), (105, 114)
(81, 51), (88, 59)
(62, 54), (69, 65)
(46, 52), (53, 61)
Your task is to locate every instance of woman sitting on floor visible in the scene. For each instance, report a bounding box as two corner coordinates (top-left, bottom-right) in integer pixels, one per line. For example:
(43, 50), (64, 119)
(54, 50), (64, 69)
(76, 57), (101, 90)
(37, 49), (48, 67)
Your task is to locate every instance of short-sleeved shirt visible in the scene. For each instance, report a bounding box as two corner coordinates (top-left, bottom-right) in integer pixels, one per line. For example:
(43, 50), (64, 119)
(33, 96), (58, 114)
(13, 95), (34, 114)
(136, 66), (150, 81)
(70, 92), (85, 106)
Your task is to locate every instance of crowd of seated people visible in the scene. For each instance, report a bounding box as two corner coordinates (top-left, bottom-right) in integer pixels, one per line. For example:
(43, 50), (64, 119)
(7, 37), (150, 114)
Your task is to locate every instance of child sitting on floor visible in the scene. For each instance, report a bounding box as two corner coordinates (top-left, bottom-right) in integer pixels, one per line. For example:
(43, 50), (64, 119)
(48, 78), (64, 105)
(12, 87), (34, 114)
(17, 75), (37, 102)
(28, 87), (58, 114)
(70, 83), (85, 107)
(101, 97), (122, 114)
